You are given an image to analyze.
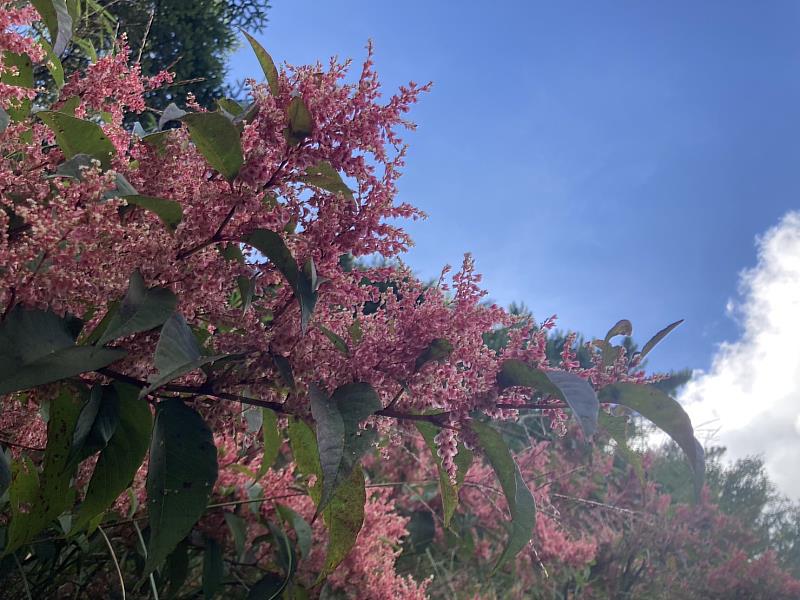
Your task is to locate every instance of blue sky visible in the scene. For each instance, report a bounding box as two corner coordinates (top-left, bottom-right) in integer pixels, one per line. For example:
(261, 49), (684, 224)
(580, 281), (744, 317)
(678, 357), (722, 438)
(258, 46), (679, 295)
(228, 0), (800, 374)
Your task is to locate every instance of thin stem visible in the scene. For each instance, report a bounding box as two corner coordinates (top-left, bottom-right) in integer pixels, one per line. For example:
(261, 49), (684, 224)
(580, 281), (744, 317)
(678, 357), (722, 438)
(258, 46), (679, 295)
(132, 521), (159, 600)
(98, 526), (126, 600)
(13, 553), (32, 600)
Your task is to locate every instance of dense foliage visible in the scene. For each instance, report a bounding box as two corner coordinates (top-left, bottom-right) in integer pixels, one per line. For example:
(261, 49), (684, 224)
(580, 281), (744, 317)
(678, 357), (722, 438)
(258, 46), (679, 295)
(1, 2), (794, 598)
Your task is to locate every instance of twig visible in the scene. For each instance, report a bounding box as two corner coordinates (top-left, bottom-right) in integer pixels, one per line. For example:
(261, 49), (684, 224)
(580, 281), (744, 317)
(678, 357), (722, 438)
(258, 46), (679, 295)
(13, 553), (32, 600)
(136, 10), (155, 64)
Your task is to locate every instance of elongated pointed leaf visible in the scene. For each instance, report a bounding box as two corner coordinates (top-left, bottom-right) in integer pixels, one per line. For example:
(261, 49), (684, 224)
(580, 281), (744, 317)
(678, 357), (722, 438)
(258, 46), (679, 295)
(242, 31), (279, 96)
(301, 161), (353, 200)
(123, 195), (183, 232)
(317, 466), (366, 582)
(284, 96), (313, 146)
(469, 420), (535, 571)
(497, 360), (599, 437)
(0, 306), (125, 395)
(69, 384), (119, 463)
(145, 399), (218, 574)
(276, 504), (312, 559)
(257, 408), (281, 477)
(182, 112), (243, 181)
(142, 314), (225, 396)
(599, 382), (704, 496)
(72, 383), (151, 531)
(311, 383), (380, 513)
(319, 326), (349, 356)
(202, 537), (224, 600)
(98, 270), (177, 345)
(639, 319), (684, 361)
(6, 386), (84, 553)
(0, 52), (33, 121)
(38, 111), (116, 169)
(598, 411), (644, 483)
(416, 422), (472, 527)
(31, 0), (73, 55)
(245, 229), (317, 331)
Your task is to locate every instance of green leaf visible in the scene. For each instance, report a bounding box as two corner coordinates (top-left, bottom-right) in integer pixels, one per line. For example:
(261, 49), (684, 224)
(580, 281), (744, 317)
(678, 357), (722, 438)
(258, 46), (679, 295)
(0, 107), (9, 133)
(301, 161), (354, 201)
(267, 520), (295, 596)
(416, 422), (463, 527)
(245, 229), (317, 332)
(141, 314), (225, 396)
(0, 447), (10, 497)
(224, 512), (247, 560)
(284, 96), (313, 146)
(217, 98), (244, 117)
(639, 319), (684, 362)
(310, 383), (380, 513)
(0, 52), (33, 121)
(497, 360), (599, 437)
(141, 130), (171, 152)
(181, 112), (243, 181)
(601, 319), (632, 366)
(242, 31), (279, 96)
(0, 306), (126, 395)
(288, 417), (321, 490)
(237, 275), (256, 314)
(97, 270), (177, 345)
(415, 338), (454, 371)
(72, 382), (152, 532)
(145, 399), (218, 574)
(317, 465), (366, 583)
(37, 111), (116, 169)
(202, 537), (224, 600)
(348, 319), (363, 344)
(247, 573), (286, 600)
(276, 503), (312, 559)
(31, 0), (73, 55)
(163, 540), (190, 599)
(272, 352), (295, 390)
(598, 383), (705, 497)
(6, 386), (84, 553)
(39, 38), (64, 88)
(598, 411), (644, 483)
(69, 384), (119, 463)
(122, 195), (183, 232)
(319, 326), (349, 356)
(257, 408), (281, 478)
(469, 420), (536, 571)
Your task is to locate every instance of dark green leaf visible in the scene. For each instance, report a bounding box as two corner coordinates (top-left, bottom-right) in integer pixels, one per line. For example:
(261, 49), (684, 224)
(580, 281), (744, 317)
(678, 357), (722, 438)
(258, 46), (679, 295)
(598, 382), (704, 497)
(202, 537), (224, 600)
(604, 319), (632, 343)
(272, 352), (295, 389)
(237, 275), (256, 315)
(598, 411), (644, 483)
(224, 512), (247, 560)
(319, 326), (349, 356)
(72, 382), (152, 532)
(284, 96), (313, 146)
(497, 360), (599, 437)
(245, 229), (316, 332)
(122, 195), (183, 232)
(311, 383), (380, 513)
(267, 520), (295, 592)
(163, 540), (190, 599)
(182, 112), (243, 181)
(242, 31), (279, 96)
(276, 503), (312, 559)
(145, 399), (218, 574)
(39, 38), (65, 88)
(287, 417), (321, 496)
(0, 447), (10, 497)
(415, 338), (453, 371)
(98, 270), (177, 345)
(247, 573), (285, 600)
(0, 306), (125, 395)
(54, 153), (93, 179)
(257, 408), (280, 478)
(469, 420), (536, 571)
(639, 319), (684, 361)
(37, 111), (116, 169)
(142, 314), (225, 396)
(69, 384), (119, 463)
(6, 386), (84, 553)
(416, 422), (472, 527)
(301, 162), (354, 201)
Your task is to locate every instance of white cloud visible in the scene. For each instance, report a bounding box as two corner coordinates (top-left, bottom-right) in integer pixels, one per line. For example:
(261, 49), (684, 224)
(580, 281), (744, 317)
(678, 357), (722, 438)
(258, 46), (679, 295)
(679, 211), (800, 499)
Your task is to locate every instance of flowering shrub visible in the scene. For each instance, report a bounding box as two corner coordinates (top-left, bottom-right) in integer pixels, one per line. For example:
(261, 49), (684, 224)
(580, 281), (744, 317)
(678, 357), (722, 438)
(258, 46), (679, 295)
(0, 2), (709, 597)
